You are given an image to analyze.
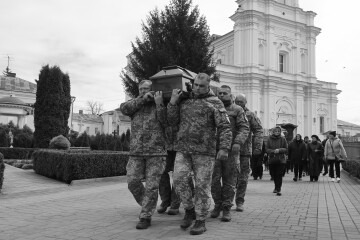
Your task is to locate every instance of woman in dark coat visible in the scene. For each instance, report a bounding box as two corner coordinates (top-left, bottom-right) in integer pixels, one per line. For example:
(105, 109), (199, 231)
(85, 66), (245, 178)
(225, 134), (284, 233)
(307, 135), (324, 182)
(265, 126), (288, 196)
(288, 134), (307, 181)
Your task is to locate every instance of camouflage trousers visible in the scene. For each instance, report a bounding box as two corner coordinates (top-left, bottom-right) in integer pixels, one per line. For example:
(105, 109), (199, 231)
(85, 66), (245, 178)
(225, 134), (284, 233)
(235, 156), (250, 205)
(126, 156), (166, 219)
(211, 151), (237, 208)
(173, 152), (215, 221)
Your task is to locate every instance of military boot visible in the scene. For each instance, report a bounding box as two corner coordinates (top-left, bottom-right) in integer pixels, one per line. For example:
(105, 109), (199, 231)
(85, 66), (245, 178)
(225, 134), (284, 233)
(236, 204), (244, 212)
(189, 220), (207, 235)
(210, 205), (221, 218)
(180, 207), (196, 229)
(136, 218), (151, 229)
(221, 206), (231, 222)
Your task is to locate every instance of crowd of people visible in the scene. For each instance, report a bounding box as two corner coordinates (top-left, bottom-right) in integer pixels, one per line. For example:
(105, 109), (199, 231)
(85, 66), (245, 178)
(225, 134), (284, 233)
(120, 73), (348, 235)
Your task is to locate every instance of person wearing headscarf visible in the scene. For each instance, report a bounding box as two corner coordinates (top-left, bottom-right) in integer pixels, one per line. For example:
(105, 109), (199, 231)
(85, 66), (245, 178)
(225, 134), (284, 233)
(288, 134), (307, 181)
(307, 135), (324, 181)
(265, 126), (288, 196)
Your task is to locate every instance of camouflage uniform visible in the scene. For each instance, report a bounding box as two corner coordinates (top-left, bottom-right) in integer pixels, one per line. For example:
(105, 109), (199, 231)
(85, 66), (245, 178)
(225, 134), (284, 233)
(235, 106), (263, 206)
(167, 90), (232, 220)
(211, 103), (249, 208)
(120, 96), (167, 219)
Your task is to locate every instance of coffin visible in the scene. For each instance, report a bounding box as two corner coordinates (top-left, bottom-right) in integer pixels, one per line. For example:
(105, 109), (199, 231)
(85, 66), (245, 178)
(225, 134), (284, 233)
(149, 66), (197, 101)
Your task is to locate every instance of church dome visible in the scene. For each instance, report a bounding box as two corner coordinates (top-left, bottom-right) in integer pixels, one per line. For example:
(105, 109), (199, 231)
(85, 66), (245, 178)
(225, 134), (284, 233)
(0, 95), (27, 105)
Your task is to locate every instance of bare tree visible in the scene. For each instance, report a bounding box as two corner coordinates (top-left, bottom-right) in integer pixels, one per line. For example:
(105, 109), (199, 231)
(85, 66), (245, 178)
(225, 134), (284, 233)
(86, 100), (104, 115)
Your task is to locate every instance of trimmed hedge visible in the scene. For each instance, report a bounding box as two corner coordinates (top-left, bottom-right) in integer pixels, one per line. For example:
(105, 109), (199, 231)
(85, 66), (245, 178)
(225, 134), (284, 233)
(33, 150), (129, 184)
(0, 147), (38, 160)
(342, 160), (360, 179)
(0, 153), (4, 191)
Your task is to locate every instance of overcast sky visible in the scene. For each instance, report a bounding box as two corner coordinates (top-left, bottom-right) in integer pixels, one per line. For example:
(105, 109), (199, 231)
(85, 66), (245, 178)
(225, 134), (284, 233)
(1, 0), (359, 124)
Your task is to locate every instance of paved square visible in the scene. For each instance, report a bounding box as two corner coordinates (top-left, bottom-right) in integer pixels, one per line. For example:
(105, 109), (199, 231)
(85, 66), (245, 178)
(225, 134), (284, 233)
(1, 164), (360, 240)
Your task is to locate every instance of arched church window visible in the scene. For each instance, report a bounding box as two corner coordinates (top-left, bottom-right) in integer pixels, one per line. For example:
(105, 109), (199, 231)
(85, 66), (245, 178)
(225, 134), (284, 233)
(301, 54), (306, 73)
(259, 44), (264, 66)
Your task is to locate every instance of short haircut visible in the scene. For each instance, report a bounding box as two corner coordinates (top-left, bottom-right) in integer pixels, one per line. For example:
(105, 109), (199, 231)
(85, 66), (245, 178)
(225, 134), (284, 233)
(220, 85), (231, 90)
(139, 80), (152, 87)
(195, 73), (210, 82)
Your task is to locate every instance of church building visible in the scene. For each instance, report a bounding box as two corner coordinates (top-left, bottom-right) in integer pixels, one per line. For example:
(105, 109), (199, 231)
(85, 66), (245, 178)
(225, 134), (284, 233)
(211, 0), (340, 137)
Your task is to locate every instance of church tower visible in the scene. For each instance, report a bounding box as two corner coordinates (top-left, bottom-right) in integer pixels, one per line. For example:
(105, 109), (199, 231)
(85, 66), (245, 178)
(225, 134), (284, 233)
(212, 0), (340, 137)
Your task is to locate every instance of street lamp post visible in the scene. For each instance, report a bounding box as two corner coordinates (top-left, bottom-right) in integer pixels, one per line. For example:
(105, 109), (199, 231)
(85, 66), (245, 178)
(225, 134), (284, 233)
(70, 96), (76, 132)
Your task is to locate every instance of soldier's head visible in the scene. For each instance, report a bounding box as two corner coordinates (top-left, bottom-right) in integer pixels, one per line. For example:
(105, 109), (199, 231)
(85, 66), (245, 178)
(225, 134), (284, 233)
(193, 73), (210, 96)
(218, 85), (232, 103)
(235, 93), (247, 108)
(138, 80), (152, 96)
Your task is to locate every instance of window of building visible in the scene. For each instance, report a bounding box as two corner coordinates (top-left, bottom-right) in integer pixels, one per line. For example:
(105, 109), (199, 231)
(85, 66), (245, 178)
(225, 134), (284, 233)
(86, 127), (90, 133)
(259, 44), (264, 66)
(320, 116), (324, 133)
(346, 132), (350, 137)
(95, 127), (99, 134)
(279, 54), (285, 72)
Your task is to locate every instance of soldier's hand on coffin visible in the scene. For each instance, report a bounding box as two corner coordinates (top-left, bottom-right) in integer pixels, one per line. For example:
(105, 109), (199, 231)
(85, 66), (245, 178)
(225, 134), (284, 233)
(217, 149), (229, 161)
(170, 89), (181, 105)
(154, 91), (164, 106)
(231, 144), (240, 156)
(253, 148), (262, 156)
(143, 92), (154, 102)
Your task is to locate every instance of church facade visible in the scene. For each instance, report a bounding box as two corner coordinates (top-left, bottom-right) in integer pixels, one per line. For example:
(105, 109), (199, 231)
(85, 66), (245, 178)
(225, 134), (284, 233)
(211, 0), (340, 137)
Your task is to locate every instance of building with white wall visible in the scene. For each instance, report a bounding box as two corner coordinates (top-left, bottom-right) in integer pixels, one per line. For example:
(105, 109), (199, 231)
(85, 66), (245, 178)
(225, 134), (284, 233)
(211, 0), (341, 137)
(0, 74), (36, 130)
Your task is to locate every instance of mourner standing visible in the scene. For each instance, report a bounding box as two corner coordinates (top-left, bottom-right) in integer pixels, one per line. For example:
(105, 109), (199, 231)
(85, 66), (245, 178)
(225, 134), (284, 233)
(321, 135), (329, 176)
(234, 93), (263, 212)
(308, 135), (324, 182)
(288, 134), (307, 182)
(210, 85), (249, 222)
(120, 80), (167, 229)
(167, 73), (232, 235)
(266, 126), (288, 196)
(324, 131), (347, 182)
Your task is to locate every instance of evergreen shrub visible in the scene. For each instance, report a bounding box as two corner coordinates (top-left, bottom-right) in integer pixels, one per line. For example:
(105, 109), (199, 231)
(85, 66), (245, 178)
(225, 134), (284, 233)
(33, 150), (129, 184)
(49, 135), (71, 150)
(0, 147), (38, 159)
(0, 153), (4, 191)
(342, 160), (360, 179)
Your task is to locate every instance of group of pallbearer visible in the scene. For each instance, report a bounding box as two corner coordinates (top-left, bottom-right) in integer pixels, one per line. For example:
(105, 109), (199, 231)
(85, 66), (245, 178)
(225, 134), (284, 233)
(120, 72), (347, 235)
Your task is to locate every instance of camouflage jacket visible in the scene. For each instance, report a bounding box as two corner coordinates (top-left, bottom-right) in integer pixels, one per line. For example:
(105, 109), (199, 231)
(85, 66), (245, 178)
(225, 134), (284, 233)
(167, 90), (232, 156)
(216, 103), (249, 149)
(120, 96), (167, 156)
(240, 107), (263, 156)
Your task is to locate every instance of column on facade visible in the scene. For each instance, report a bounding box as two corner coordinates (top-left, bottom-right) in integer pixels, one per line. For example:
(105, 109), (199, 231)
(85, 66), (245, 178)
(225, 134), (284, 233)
(263, 79), (278, 131)
(304, 87), (318, 136)
(294, 85), (305, 135)
(307, 34), (316, 78)
(233, 23), (242, 66)
(248, 78), (261, 114)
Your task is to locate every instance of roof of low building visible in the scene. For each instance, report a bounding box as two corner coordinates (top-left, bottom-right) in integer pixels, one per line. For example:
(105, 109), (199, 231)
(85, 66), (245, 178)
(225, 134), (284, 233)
(0, 95), (27, 105)
(72, 113), (103, 123)
(0, 75), (37, 93)
(337, 119), (360, 128)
